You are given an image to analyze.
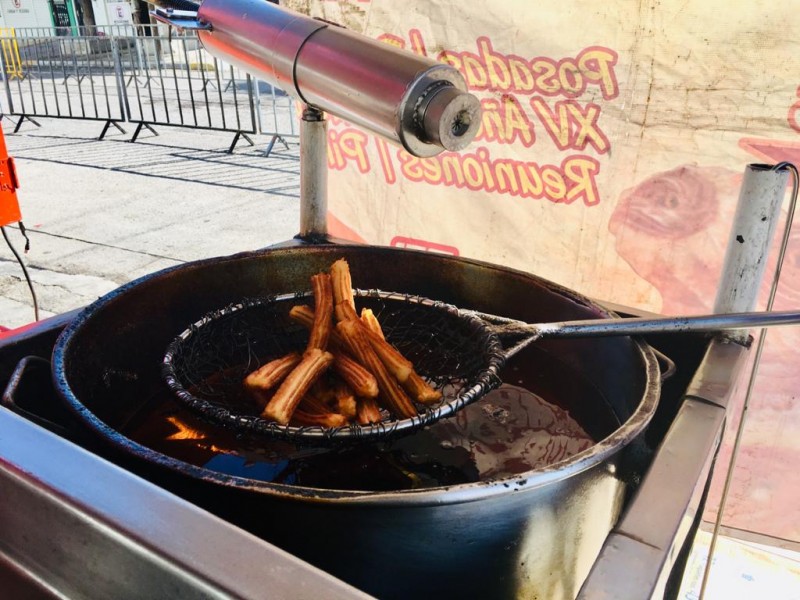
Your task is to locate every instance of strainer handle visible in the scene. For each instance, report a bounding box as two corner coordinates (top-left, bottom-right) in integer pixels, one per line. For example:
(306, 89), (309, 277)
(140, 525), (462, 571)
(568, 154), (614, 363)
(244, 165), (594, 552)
(490, 309), (800, 359)
(534, 309), (800, 339)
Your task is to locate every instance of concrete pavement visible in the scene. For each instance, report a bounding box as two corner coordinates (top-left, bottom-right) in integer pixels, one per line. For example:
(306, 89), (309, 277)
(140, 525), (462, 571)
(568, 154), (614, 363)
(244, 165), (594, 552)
(0, 117), (300, 329)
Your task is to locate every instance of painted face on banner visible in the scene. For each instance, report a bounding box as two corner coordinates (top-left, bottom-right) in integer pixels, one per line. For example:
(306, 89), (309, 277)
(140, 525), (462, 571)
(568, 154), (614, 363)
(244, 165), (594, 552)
(609, 165), (741, 314)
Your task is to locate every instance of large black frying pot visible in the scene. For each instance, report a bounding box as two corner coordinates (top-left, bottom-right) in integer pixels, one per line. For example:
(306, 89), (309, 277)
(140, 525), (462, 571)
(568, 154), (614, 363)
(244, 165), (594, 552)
(52, 244), (660, 600)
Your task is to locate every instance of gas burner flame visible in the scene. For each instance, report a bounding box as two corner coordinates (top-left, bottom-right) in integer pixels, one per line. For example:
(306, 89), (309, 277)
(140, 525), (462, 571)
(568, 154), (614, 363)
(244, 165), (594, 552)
(165, 415), (207, 441)
(164, 415), (229, 454)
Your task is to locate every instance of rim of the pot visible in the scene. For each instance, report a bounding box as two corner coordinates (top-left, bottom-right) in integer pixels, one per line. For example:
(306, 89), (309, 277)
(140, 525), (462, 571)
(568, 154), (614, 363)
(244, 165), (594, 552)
(52, 245), (662, 508)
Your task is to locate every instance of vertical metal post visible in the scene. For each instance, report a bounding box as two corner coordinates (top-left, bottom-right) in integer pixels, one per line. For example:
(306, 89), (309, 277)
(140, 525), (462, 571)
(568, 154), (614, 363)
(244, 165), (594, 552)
(110, 36), (128, 122)
(713, 164), (789, 342)
(298, 105), (328, 240)
(253, 78), (263, 134)
(700, 163), (797, 600)
(246, 74), (257, 135)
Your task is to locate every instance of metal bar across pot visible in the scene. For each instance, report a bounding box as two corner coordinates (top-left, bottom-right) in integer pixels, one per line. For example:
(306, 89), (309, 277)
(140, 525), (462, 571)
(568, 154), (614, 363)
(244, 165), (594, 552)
(482, 308), (800, 357)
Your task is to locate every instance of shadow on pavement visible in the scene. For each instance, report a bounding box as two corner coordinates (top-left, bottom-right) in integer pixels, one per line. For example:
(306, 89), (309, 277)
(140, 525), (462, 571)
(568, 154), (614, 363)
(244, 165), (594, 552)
(6, 132), (300, 196)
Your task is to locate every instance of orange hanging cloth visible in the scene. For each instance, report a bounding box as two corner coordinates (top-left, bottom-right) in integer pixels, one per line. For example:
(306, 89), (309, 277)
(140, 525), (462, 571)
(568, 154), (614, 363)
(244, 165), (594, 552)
(0, 125), (20, 227)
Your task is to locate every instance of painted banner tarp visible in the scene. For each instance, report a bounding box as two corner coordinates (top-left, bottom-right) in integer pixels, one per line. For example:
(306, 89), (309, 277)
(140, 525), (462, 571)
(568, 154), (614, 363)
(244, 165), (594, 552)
(285, 0), (800, 543)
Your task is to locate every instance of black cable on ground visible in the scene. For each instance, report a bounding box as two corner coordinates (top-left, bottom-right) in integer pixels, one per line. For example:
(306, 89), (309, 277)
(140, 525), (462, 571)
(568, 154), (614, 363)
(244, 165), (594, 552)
(1, 224), (40, 322)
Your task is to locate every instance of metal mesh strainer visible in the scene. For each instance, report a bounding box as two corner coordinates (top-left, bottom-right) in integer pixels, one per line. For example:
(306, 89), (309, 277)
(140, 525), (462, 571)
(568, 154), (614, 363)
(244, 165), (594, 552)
(162, 290), (505, 443)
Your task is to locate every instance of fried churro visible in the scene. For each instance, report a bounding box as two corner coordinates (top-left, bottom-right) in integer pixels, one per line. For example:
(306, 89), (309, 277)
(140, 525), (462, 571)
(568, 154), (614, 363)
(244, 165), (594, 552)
(290, 305), (345, 349)
(333, 380), (358, 420)
(307, 273), (333, 351)
(356, 397), (382, 425)
(361, 302), (441, 404)
(330, 258), (356, 311)
(261, 348), (334, 425)
(243, 352), (302, 408)
(290, 409), (348, 428)
(336, 320), (417, 419)
(360, 308), (385, 340)
(363, 327), (413, 383)
(332, 353), (378, 398)
(335, 299), (360, 324)
(403, 372), (443, 405)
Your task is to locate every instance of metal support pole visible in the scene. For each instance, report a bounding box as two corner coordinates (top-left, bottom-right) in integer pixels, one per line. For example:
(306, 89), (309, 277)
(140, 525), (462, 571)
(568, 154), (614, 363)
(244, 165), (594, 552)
(700, 163), (798, 600)
(298, 105), (327, 240)
(713, 164), (789, 342)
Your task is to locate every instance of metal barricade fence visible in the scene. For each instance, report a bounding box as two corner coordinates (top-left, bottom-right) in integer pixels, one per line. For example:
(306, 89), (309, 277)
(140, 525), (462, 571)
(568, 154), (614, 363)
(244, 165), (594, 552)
(117, 27), (257, 151)
(254, 80), (298, 155)
(0, 26), (126, 137)
(0, 26), (298, 152)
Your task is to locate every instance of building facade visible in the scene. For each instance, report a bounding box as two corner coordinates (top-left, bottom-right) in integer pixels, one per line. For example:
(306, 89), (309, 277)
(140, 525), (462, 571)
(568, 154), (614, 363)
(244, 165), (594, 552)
(0, 0), (137, 30)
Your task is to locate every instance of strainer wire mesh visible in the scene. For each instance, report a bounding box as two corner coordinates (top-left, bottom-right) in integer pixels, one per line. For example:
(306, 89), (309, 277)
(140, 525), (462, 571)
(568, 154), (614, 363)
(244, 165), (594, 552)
(163, 290), (506, 442)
